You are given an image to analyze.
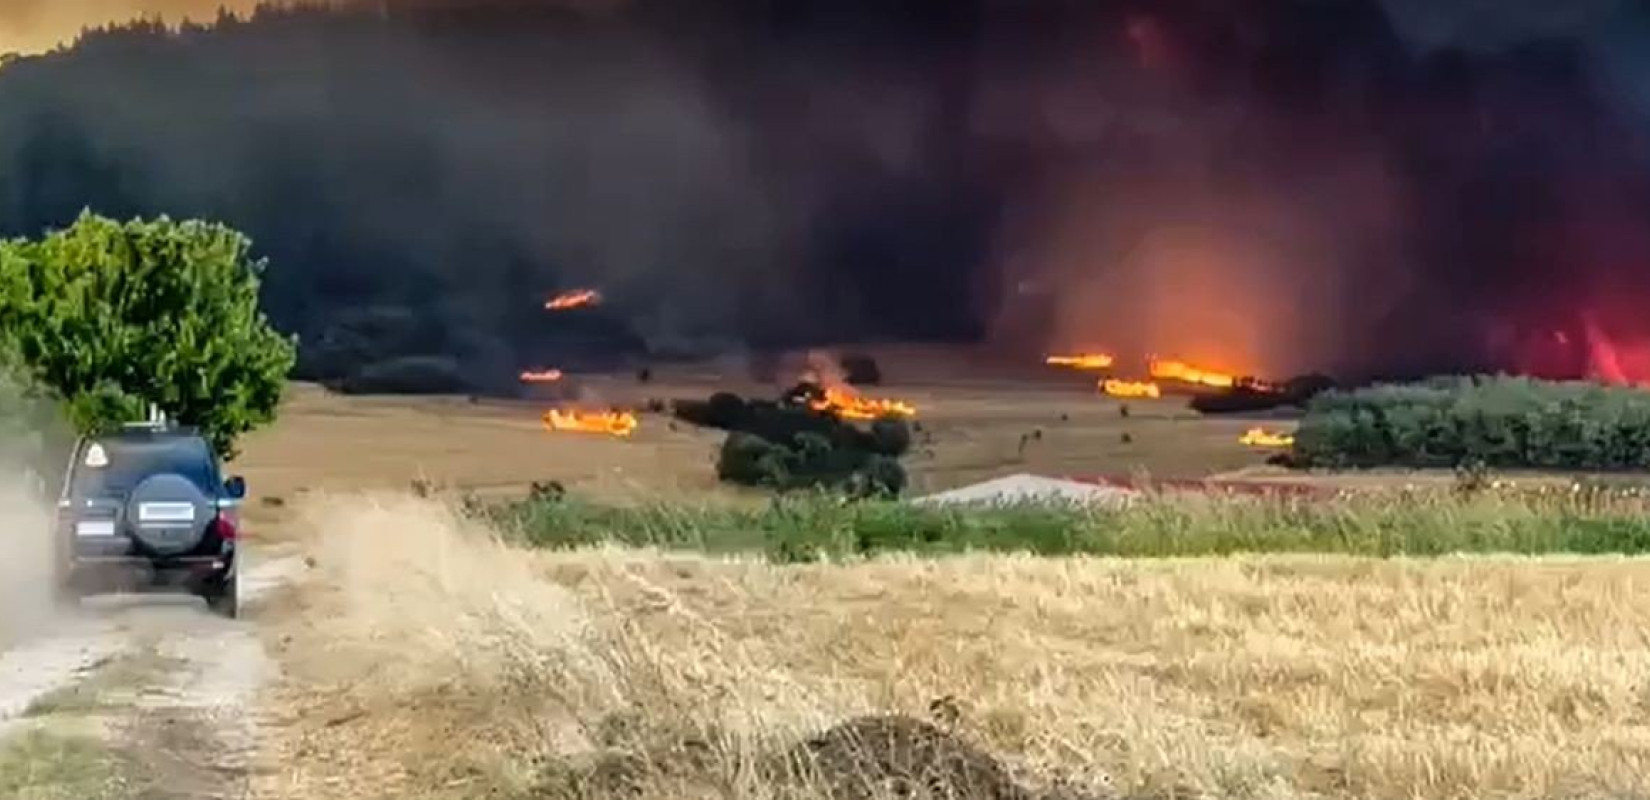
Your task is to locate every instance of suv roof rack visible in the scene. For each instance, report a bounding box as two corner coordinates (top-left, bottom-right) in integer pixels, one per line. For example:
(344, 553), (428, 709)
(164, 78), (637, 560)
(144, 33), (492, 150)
(103, 424), (202, 441)
(112, 405), (196, 436)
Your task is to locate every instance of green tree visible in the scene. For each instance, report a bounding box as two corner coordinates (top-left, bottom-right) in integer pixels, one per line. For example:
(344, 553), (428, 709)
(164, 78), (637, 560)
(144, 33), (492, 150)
(0, 211), (297, 457)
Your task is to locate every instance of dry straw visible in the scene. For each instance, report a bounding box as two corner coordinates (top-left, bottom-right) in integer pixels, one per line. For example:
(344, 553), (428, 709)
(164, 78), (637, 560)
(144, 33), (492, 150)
(261, 490), (1650, 800)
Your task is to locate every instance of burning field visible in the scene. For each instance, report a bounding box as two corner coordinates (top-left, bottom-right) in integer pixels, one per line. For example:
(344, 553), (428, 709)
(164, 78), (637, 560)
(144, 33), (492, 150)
(516, 291), (920, 456)
(229, 348), (1650, 800)
(514, 277), (1307, 466)
(1044, 350), (1298, 403)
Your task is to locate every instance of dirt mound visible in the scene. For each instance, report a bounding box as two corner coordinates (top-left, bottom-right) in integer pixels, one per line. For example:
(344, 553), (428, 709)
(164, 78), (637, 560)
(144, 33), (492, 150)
(534, 711), (1105, 800)
(791, 714), (1034, 800)
(529, 712), (726, 799)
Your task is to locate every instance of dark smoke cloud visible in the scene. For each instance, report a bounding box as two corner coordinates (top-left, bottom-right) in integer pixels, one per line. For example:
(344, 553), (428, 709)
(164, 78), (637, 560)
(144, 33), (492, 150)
(1, 0), (1649, 387)
(993, 0), (1650, 381)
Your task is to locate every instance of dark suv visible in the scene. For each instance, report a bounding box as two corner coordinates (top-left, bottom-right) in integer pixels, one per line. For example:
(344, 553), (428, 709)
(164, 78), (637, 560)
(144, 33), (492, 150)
(53, 422), (247, 618)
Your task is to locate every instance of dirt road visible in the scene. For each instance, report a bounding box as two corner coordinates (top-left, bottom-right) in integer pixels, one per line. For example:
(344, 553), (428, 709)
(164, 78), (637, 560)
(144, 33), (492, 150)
(0, 548), (307, 799)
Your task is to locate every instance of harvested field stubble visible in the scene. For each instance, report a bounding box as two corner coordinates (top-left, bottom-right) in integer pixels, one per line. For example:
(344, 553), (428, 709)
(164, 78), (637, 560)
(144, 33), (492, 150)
(264, 493), (1650, 800)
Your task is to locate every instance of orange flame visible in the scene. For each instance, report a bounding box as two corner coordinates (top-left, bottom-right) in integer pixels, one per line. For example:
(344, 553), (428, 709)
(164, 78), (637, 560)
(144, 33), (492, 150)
(1100, 379), (1161, 399)
(809, 387), (917, 421)
(1045, 353), (1115, 370)
(545, 289), (602, 311)
(1236, 376), (1284, 394)
(519, 369), (564, 383)
(1149, 358), (1235, 389)
(1239, 427), (1294, 448)
(543, 409), (638, 437)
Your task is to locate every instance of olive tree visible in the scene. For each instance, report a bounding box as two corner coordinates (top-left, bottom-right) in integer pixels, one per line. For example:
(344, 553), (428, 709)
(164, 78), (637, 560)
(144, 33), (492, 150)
(0, 211), (297, 457)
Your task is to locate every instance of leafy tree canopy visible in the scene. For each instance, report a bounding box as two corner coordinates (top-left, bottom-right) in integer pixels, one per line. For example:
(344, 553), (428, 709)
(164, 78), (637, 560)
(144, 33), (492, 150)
(0, 211), (297, 457)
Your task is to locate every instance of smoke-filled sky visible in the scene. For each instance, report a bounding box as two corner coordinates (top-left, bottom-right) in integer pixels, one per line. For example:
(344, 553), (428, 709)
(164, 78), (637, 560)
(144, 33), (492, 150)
(983, 0), (1650, 380)
(4, 0), (1650, 386)
(5, 1), (1634, 59)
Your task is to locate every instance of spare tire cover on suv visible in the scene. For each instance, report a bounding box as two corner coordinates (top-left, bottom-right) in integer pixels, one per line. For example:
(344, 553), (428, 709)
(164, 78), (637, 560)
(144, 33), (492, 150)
(123, 474), (214, 557)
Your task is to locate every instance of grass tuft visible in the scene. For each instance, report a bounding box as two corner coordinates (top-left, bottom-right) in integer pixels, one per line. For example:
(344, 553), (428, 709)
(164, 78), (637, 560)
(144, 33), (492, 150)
(0, 730), (133, 800)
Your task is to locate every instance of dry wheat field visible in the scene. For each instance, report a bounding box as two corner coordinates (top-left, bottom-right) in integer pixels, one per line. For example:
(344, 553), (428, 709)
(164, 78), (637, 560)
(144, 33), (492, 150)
(239, 368), (1650, 800)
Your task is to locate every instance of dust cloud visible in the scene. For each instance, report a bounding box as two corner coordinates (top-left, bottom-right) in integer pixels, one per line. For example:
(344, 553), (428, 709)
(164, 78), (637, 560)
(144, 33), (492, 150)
(0, 397), (72, 649)
(294, 492), (614, 696)
(0, 466), (59, 648)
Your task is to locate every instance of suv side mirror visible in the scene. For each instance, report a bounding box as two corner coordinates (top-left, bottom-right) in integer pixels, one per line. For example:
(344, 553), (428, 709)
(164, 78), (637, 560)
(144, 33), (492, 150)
(224, 475), (247, 500)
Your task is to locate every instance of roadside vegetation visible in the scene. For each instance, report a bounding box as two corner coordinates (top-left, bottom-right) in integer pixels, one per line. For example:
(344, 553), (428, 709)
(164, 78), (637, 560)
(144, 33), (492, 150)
(483, 477), (1650, 562)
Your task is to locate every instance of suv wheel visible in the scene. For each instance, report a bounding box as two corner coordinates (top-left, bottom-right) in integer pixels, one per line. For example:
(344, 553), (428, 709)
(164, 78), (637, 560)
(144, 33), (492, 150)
(205, 573), (239, 619)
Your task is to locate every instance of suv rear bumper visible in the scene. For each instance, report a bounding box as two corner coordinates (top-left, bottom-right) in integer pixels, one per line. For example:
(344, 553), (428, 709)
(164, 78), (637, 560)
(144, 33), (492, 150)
(66, 551), (235, 595)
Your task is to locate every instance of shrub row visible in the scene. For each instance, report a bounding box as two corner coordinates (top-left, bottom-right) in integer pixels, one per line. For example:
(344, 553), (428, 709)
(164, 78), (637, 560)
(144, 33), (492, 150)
(483, 484), (1650, 563)
(1293, 375), (1650, 470)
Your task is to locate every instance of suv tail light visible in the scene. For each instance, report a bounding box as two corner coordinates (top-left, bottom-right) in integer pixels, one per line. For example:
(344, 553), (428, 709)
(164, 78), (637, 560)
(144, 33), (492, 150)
(213, 514), (239, 542)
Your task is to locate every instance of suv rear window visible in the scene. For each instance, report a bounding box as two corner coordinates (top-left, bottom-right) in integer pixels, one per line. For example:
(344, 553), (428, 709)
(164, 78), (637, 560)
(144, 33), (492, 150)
(69, 437), (220, 498)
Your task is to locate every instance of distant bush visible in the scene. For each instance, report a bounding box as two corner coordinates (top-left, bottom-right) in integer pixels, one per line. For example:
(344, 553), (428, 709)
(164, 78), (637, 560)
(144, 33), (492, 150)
(716, 432), (790, 487)
(868, 418), (913, 457)
(1190, 385), (1295, 414)
(853, 454), (908, 497)
(706, 392), (749, 429)
(334, 356), (469, 395)
(1292, 375), (1650, 470)
(838, 353), (882, 386)
(713, 421), (910, 497)
(689, 389), (912, 496)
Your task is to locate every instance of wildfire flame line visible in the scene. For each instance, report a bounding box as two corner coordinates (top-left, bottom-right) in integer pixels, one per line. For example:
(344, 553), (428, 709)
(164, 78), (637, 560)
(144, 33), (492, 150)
(1239, 427), (1294, 448)
(1149, 358), (1235, 389)
(542, 408), (639, 437)
(545, 289), (602, 311)
(806, 386), (917, 421)
(1045, 353), (1115, 370)
(1101, 379), (1161, 399)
